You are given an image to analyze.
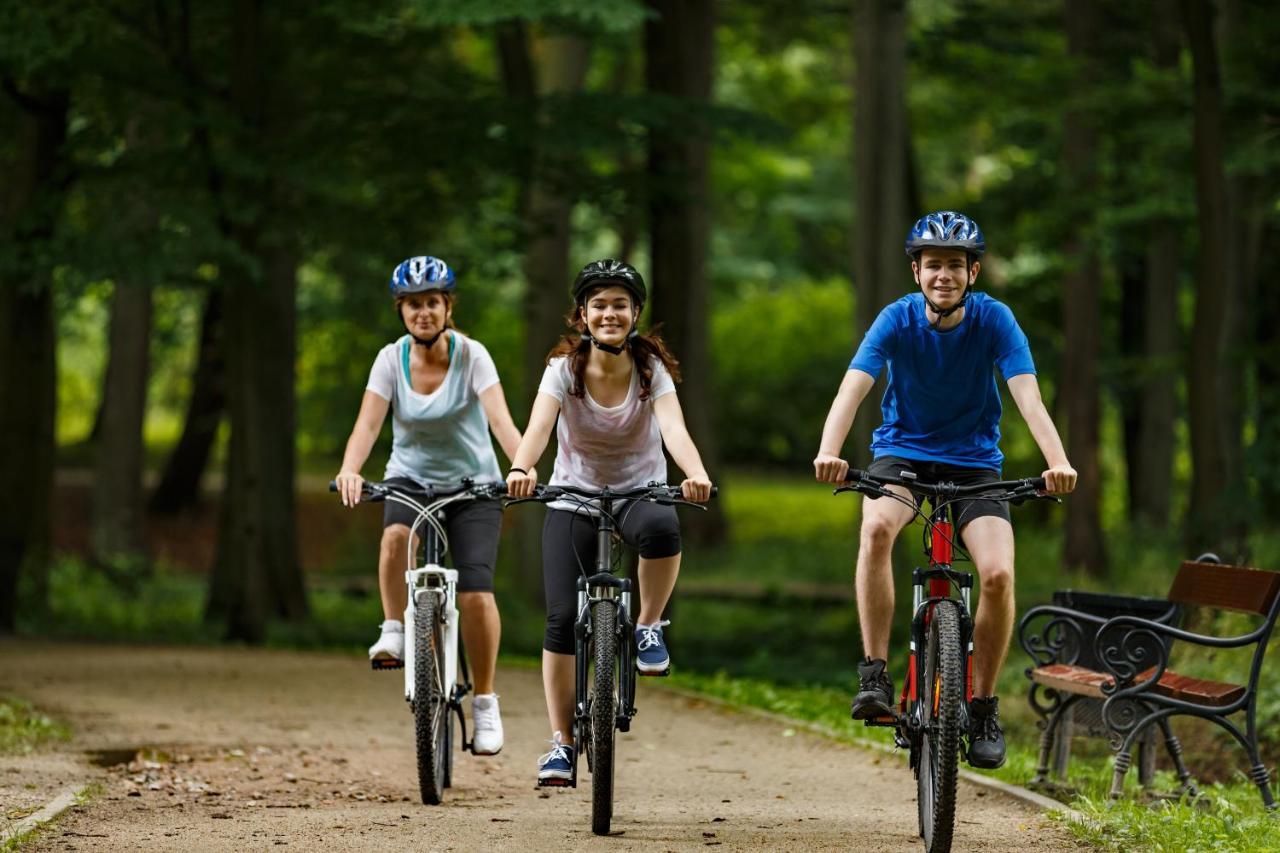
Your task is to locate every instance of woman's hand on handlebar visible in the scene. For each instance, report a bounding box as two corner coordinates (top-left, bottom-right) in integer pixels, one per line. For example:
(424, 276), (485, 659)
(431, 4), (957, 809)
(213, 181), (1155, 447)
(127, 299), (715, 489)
(1041, 463), (1077, 494)
(507, 466), (537, 499)
(335, 470), (364, 507)
(681, 474), (714, 503)
(813, 453), (850, 484)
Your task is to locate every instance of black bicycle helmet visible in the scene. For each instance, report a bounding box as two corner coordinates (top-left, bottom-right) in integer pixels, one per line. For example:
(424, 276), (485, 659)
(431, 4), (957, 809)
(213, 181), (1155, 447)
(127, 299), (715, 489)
(571, 259), (647, 307)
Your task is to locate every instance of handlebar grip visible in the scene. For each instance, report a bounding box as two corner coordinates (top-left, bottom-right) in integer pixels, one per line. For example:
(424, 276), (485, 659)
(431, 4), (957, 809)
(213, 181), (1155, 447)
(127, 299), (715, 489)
(844, 469), (868, 483)
(710, 485), (719, 497)
(328, 481), (338, 492)
(1029, 477), (1047, 491)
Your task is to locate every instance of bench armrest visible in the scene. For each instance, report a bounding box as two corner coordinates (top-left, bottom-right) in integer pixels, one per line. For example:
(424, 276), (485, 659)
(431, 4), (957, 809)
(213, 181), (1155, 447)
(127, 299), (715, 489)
(1093, 614), (1266, 685)
(1018, 604), (1109, 668)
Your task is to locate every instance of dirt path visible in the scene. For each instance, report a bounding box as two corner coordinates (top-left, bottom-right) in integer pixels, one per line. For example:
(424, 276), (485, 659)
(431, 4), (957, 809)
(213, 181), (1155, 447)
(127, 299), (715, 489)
(1, 642), (1083, 851)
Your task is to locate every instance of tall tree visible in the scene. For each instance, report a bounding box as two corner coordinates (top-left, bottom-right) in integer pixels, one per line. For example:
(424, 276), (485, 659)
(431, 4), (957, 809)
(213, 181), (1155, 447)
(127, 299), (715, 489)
(849, 0), (910, 468)
(1181, 0), (1247, 554)
(0, 79), (68, 632)
(90, 279), (153, 572)
(1060, 0), (1107, 574)
(205, 0), (307, 641)
(645, 0), (726, 543)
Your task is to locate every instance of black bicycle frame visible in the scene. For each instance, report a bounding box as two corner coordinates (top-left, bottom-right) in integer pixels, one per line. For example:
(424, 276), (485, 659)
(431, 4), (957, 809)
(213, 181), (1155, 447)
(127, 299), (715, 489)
(573, 495), (638, 741)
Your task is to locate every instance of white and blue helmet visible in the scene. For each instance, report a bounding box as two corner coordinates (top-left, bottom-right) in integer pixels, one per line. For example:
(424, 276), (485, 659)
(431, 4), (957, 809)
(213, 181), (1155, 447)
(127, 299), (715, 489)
(904, 211), (986, 259)
(389, 256), (456, 297)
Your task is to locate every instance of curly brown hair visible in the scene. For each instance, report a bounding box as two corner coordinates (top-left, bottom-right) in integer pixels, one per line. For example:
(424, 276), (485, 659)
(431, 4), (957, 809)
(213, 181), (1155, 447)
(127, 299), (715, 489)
(546, 305), (682, 400)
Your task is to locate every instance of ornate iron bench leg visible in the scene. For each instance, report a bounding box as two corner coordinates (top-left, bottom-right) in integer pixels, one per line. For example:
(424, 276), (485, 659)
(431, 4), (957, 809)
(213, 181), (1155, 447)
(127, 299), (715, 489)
(1033, 693), (1081, 787)
(1155, 717), (1197, 798)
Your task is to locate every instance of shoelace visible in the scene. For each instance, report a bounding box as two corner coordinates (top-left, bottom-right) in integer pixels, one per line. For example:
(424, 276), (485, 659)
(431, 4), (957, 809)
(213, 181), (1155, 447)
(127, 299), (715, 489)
(971, 710), (1002, 742)
(636, 620), (671, 652)
(539, 734), (572, 767)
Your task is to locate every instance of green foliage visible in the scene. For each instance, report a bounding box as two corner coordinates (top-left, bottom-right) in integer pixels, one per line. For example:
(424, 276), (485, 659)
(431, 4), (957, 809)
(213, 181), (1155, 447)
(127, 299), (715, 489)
(0, 697), (69, 755)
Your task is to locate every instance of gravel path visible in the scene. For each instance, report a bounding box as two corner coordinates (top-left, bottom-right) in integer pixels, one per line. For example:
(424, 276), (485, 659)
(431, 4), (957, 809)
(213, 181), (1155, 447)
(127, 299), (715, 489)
(1, 642), (1084, 851)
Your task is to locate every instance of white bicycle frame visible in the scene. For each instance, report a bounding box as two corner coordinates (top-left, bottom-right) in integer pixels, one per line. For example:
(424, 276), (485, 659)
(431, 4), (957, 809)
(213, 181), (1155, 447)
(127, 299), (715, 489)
(388, 491), (468, 705)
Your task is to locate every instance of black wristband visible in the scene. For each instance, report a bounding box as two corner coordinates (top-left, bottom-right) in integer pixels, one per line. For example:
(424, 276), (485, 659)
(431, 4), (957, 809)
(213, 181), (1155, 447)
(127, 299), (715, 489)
(509, 467), (528, 476)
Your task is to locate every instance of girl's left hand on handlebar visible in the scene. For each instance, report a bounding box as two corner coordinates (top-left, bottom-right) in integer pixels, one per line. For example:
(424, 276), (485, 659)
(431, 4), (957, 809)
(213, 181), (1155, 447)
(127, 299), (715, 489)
(506, 467), (537, 499)
(681, 475), (713, 503)
(335, 470), (364, 507)
(1041, 464), (1077, 494)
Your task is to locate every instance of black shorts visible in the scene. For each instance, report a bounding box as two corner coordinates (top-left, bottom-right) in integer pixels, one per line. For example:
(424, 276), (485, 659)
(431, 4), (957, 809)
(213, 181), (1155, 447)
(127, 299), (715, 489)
(866, 456), (1011, 530)
(541, 502), (682, 654)
(381, 477), (502, 593)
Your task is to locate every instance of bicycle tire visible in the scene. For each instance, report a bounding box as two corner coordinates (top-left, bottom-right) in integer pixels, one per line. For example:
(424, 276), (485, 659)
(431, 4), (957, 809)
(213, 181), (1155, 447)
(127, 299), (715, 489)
(917, 601), (962, 853)
(589, 600), (618, 836)
(443, 704), (454, 790)
(413, 594), (449, 805)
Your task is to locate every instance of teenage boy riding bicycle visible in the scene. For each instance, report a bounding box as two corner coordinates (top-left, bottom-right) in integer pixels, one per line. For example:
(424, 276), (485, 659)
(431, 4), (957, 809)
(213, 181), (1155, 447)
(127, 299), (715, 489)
(813, 211), (1077, 769)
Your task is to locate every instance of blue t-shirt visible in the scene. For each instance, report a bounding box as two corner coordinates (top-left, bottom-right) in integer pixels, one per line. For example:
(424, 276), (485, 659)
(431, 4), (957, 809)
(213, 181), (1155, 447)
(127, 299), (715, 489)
(848, 292), (1035, 469)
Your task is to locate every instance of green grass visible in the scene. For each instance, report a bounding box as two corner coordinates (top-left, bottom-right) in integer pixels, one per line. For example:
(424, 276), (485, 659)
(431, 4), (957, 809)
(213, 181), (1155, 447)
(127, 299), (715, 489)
(0, 697), (70, 756)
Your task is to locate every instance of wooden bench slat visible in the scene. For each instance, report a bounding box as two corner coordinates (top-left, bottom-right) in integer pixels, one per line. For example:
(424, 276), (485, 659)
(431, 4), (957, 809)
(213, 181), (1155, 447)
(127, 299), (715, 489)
(1031, 663), (1245, 707)
(1168, 561), (1280, 616)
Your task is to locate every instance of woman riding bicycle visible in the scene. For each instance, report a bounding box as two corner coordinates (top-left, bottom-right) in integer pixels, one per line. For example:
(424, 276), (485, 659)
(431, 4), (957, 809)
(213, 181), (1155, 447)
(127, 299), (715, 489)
(505, 259), (713, 783)
(334, 255), (527, 756)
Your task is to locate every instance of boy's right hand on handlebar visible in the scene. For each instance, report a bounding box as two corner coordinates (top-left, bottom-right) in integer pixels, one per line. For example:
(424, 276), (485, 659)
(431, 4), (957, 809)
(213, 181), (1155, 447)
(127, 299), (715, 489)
(813, 453), (850, 484)
(335, 470), (364, 507)
(506, 468), (537, 499)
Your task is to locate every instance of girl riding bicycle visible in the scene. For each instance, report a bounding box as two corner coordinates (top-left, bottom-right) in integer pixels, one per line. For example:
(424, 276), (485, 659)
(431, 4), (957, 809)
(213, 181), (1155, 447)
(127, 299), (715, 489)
(334, 256), (527, 756)
(505, 259), (713, 783)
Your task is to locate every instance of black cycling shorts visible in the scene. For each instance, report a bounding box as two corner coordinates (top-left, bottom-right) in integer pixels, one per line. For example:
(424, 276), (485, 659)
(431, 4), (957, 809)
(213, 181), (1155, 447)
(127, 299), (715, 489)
(381, 477), (502, 593)
(541, 502), (681, 655)
(866, 456), (1012, 530)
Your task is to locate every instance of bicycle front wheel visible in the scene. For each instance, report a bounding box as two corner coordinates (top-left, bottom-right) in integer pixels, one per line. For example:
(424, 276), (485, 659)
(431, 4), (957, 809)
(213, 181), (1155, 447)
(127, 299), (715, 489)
(917, 600), (963, 853)
(589, 600), (619, 836)
(412, 594), (450, 805)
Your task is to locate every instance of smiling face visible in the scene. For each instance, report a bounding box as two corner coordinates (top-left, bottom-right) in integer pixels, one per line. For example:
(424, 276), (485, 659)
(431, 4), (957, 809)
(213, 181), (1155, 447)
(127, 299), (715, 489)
(579, 285), (638, 347)
(398, 291), (452, 340)
(912, 247), (979, 312)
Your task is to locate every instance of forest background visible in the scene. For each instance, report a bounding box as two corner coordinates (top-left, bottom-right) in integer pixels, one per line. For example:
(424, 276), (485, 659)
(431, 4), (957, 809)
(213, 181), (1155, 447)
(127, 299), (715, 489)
(3, 0), (1280, 839)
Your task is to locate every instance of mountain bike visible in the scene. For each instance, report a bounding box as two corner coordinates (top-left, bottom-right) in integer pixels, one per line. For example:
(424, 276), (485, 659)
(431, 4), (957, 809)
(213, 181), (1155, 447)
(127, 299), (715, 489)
(329, 478), (505, 805)
(836, 468), (1056, 853)
(507, 482), (715, 836)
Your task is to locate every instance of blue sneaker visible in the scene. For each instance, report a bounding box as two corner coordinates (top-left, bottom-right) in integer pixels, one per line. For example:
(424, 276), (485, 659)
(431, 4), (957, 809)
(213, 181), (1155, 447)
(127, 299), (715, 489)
(537, 732), (574, 786)
(635, 620), (672, 675)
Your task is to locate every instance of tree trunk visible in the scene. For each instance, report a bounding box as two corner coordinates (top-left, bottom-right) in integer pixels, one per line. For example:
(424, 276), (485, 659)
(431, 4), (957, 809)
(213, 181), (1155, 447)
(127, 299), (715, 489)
(1130, 12), (1184, 527)
(1118, 259), (1144, 520)
(90, 281), (153, 572)
(0, 85), (68, 633)
(645, 0), (727, 545)
(850, 0), (910, 468)
(1180, 0), (1246, 555)
(149, 287), (225, 513)
(1254, 222), (1280, 508)
(497, 25), (592, 604)
(1133, 224), (1180, 525)
(207, 0), (307, 641)
(1061, 0), (1107, 575)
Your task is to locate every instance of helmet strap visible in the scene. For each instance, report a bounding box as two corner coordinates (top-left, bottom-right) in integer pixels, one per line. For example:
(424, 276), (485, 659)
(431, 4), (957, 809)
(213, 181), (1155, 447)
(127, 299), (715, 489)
(582, 327), (637, 356)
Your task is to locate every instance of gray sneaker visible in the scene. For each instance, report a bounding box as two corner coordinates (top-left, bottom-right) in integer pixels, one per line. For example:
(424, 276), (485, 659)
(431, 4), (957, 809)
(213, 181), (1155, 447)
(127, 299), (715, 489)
(851, 657), (894, 719)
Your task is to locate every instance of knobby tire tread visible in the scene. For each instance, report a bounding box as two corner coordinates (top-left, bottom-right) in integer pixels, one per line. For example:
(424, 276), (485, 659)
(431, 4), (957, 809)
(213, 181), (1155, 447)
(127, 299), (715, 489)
(590, 601), (618, 836)
(918, 601), (962, 853)
(413, 595), (449, 805)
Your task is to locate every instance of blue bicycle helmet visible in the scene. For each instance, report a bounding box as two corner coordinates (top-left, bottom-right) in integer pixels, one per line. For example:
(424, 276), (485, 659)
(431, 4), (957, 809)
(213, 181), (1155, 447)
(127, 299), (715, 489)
(389, 256), (456, 298)
(904, 211), (986, 258)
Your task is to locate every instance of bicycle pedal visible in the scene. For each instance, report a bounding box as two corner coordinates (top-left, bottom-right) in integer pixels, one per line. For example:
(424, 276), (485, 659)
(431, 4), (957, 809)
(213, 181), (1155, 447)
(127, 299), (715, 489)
(638, 667), (671, 677)
(537, 777), (573, 788)
(863, 713), (898, 727)
(370, 658), (404, 671)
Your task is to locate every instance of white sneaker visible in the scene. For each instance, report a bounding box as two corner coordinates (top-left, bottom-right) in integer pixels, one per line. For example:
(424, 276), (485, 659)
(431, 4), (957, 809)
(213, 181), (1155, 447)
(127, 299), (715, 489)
(471, 693), (504, 755)
(368, 620), (404, 662)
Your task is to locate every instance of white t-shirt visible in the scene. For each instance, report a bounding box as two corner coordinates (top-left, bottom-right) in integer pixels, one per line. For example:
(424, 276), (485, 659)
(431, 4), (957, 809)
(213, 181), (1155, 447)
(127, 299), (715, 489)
(537, 355), (676, 512)
(366, 332), (504, 486)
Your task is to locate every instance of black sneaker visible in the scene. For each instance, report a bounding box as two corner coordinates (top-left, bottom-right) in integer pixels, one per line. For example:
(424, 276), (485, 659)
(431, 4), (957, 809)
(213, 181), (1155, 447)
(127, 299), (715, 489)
(851, 657), (895, 719)
(967, 696), (1006, 769)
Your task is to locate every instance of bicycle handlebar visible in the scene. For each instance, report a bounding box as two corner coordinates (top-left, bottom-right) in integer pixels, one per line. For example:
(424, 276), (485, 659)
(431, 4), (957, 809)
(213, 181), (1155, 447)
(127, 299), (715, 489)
(328, 479), (507, 503)
(507, 482), (717, 510)
(837, 468), (1054, 503)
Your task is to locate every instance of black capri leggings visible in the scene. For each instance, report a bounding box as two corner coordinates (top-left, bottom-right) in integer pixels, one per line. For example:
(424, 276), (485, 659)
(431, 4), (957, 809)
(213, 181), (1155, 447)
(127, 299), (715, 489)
(542, 502), (682, 654)
(380, 477), (503, 593)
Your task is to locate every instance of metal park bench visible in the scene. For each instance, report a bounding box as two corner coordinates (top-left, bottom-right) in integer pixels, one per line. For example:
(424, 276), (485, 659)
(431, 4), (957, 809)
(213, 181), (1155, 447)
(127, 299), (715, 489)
(1018, 557), (1280, 808)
